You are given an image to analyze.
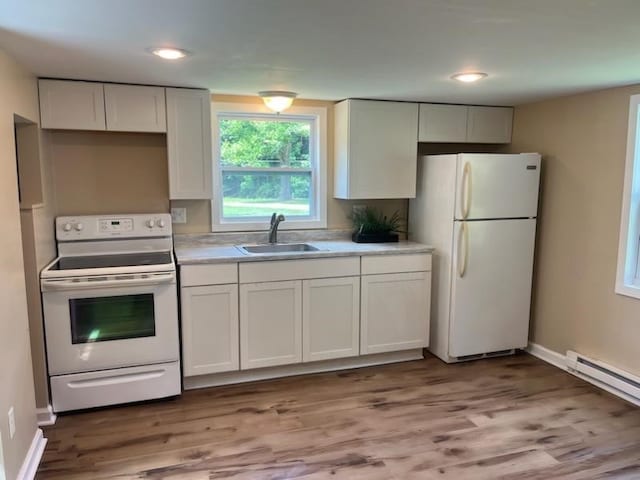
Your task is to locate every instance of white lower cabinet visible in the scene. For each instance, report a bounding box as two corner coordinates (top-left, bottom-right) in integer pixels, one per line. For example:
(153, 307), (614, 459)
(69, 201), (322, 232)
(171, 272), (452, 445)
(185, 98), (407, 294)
(181, 254), (432, 381)
(302, 276), (360, 362)
(361, 271), (431, 354)
(181, 284), (239, 376)
(240, 281), (302, 369)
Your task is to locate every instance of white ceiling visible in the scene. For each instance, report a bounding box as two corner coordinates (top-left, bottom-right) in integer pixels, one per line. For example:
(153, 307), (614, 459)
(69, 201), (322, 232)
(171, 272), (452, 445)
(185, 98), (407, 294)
(1, 0), (639, 106)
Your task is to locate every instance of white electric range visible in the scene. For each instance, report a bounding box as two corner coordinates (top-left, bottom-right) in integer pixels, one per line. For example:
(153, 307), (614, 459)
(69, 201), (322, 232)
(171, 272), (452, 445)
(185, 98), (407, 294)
(40, 213), (180, 412)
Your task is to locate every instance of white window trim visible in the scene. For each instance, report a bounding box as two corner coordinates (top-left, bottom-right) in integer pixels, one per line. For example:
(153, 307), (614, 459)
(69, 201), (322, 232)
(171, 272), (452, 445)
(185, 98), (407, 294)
(211, 102), (327, 232)
(615, 94), (640, 299)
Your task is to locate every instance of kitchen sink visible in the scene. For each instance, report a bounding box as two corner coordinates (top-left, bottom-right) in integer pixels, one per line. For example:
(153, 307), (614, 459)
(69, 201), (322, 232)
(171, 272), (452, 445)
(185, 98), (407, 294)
(238, 243), (320, 255)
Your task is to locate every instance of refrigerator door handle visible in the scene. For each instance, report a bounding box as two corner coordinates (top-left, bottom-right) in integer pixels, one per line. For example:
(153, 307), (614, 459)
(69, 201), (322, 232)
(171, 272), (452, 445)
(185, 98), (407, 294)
(460, 162), (472, 219)
(458, 222), (469, 278)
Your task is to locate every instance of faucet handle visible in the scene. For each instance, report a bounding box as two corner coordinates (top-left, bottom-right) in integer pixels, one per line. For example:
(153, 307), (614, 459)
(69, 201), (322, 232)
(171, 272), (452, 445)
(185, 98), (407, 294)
(270, 212), (277, 226)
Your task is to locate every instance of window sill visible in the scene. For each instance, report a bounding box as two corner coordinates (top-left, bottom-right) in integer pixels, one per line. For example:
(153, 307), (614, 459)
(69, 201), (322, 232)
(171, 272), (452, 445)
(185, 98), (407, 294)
(615, 282), (640, 300)
(212, 219), (327, 233)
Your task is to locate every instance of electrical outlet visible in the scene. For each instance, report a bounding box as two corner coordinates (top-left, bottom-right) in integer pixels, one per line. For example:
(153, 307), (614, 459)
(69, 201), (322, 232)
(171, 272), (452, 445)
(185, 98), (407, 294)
(171, 207), (187, 224)
(7, 407), (15, 439)
(352, 204), (366, 215)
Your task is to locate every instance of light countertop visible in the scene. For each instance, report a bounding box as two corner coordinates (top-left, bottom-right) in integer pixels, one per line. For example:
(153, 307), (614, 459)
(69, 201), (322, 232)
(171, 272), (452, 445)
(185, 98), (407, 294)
(174, 233), (433, 265)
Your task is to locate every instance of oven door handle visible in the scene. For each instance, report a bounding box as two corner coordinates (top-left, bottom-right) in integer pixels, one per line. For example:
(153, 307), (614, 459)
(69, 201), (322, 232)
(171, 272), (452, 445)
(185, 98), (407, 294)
(41, 272), (175, 291)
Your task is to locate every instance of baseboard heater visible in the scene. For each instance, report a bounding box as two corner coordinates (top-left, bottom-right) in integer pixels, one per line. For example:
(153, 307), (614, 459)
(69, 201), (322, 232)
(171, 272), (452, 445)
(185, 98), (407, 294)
(566, 350), (640, 406)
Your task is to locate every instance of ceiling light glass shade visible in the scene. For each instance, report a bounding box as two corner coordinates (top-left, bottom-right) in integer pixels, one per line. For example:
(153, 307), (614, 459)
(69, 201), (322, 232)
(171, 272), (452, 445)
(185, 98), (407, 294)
(259, 91), (298, 113)
(451, 72), (488, 83)
(148, 47), (190, 60)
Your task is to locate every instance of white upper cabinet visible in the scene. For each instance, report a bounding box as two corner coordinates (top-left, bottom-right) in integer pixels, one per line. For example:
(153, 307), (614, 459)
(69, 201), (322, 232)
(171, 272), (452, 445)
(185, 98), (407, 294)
(418, 104), (468, 143)
(39, 79), (106, 130)
(39, 80), (167, 133)
(166, 88), (213, 199)
(104, 84), (167, 132)
(466, 106), (513, 144)
(334, 99), (418, 199)
(417, 103), (513, 144)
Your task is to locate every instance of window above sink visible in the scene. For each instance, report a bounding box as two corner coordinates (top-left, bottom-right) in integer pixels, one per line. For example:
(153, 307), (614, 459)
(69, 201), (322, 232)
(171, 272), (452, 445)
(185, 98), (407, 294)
(211, 102), (328, 232)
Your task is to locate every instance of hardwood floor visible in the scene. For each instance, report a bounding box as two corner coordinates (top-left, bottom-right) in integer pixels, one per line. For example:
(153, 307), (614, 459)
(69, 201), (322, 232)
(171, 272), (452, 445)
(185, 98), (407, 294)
(37, 353), (640, 479)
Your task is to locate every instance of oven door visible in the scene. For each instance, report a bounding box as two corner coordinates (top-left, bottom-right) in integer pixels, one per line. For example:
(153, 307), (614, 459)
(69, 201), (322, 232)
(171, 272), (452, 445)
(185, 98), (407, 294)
(42, 272), (179, 375)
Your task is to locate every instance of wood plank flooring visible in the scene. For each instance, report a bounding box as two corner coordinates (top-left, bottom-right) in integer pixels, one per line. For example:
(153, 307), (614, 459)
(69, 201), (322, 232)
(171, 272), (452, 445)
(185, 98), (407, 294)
(37, 353), (640, 479)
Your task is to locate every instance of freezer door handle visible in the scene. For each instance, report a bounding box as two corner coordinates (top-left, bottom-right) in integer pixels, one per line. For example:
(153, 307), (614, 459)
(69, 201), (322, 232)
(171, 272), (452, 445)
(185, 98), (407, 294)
(458, 222), (469, 278)
(460, 162), (472, 219)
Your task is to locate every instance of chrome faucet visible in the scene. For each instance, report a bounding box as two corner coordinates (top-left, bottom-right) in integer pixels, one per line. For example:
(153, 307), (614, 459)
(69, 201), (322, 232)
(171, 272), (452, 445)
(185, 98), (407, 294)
(268, 213), (285, 243)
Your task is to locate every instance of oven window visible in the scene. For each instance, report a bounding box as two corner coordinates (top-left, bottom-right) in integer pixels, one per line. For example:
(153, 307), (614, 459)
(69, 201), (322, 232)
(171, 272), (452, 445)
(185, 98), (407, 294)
(69, 294), (155, 344)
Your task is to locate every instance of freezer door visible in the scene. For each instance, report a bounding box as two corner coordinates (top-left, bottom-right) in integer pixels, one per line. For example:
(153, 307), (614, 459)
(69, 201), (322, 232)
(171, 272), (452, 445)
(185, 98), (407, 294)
(449, 219), (536, 358)
(455, 153), (540, 220)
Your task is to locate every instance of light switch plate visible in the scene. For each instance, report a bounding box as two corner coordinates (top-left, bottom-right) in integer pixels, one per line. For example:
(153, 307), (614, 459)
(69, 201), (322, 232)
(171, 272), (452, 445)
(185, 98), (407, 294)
(171, 207), (187, 224)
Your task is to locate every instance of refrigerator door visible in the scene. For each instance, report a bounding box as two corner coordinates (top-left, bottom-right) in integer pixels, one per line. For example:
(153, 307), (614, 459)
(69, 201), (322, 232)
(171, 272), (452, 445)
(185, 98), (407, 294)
(449, 218), (536, 358)
(454, 153), (541, 220)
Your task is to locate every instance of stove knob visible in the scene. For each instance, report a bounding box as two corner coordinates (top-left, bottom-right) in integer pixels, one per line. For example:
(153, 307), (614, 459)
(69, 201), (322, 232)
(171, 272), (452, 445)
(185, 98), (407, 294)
(74, 223), (84, 231)
(62, 223), (72, 232)
(157, 219), (166, 228)
(146, 219), (155, 228)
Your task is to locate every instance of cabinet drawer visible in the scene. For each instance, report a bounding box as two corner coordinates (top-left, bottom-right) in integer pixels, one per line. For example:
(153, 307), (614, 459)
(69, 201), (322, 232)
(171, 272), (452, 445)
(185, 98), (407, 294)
(361, 254), (431, 275)
(180, 263), (238, 286)
(240, 257), (360, 283)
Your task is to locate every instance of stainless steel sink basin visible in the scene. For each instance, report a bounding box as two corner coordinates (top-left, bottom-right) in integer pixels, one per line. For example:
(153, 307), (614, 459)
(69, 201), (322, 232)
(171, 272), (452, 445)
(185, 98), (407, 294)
(238, 243), (320, 255)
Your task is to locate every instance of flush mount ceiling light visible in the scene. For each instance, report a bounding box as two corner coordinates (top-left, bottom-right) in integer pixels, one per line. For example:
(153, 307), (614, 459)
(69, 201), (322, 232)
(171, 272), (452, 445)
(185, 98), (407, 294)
(259, 91), (298, 113)
(451, 72), (488, 83)
(148, 47), (191, 60)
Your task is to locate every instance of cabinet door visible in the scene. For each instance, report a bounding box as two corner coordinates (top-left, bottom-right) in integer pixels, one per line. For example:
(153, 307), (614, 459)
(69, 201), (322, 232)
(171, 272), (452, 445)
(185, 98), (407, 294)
(39, 79), (106, 130)
(337, 99), (418, 199)
(104, 84), (167, 132)
(361, 272), (431, 354)
(302, 277), (360, 362)
(166, 88), (213, 199)
(418, 104), (468, 142)
(240, 281), (302, 369)
(181, 284), (239, 376)
(466, 106), (513, 143)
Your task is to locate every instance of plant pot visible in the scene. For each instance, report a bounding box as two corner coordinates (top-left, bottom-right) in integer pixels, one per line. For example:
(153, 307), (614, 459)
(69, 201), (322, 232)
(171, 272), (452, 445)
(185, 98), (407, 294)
(351, 231), (399, 243)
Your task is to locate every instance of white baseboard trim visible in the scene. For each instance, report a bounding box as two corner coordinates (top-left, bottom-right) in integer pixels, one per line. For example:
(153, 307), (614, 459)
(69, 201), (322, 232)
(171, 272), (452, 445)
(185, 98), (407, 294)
(526, 342), (640, 407)
(16, 428), (46, 480)
(526, 342), (567, 371)
(184, 349), (424, 390)
(36, 406), (57, 427)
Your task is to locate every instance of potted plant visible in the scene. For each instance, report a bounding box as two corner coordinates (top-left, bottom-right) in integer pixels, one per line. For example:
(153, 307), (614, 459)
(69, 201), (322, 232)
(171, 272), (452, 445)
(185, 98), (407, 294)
(350, 207), (403, 243)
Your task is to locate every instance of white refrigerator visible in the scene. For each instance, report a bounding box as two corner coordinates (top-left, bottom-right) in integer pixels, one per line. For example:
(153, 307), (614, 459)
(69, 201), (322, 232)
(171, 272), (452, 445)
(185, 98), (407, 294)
(409, 153), (541, 363)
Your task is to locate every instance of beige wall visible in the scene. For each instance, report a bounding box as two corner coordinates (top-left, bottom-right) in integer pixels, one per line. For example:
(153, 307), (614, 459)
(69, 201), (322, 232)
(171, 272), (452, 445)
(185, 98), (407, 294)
(510, 84), (640, 377)
(43, 93), (407, 233)
(0, 48), (40, 480)
(49, 130), (169, 215)
(172, 94), (408, 234)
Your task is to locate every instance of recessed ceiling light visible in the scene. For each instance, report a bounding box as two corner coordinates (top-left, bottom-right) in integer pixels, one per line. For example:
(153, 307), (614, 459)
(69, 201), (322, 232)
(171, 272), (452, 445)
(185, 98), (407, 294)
(451, 72), (488, 83)
(148, 47), (191, 60)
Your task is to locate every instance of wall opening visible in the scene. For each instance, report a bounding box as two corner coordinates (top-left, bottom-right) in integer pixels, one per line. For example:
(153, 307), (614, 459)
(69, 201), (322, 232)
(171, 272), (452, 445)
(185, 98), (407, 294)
(0, 430), (5, 480)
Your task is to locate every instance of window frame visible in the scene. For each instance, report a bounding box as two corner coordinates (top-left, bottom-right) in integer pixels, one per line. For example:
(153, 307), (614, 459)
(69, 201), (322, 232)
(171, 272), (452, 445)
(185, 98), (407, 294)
(616, 94), (640, 299)
(211, 102), (327, 232)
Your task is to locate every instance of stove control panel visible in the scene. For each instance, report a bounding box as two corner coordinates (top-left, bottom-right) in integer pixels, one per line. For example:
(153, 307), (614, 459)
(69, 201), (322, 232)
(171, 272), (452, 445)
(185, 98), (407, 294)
(56, 214), (172, 241)
(99, 218), (134, 233)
